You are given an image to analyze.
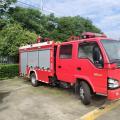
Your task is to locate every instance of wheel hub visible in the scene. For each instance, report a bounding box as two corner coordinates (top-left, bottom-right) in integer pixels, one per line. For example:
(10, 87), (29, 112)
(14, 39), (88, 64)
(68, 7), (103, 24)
(80, 87), (85, 99)
(31, 77), (36, 84)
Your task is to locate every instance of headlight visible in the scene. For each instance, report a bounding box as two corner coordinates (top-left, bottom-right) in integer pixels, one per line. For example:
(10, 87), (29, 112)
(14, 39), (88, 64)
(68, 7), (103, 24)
(108, 78), (119, 89)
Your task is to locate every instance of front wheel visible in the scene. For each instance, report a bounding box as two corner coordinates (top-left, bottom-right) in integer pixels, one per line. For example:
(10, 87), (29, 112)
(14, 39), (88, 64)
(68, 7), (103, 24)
(79, 81), (91, 105)
(30, 73), (39, 87)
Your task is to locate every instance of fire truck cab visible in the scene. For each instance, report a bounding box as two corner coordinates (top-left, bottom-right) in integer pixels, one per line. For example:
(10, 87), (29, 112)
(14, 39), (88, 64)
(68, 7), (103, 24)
(19, 32), (120, 105)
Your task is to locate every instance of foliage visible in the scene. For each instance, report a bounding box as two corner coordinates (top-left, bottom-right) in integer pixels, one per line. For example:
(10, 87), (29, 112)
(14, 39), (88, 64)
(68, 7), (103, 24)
(0, 0), (17, 18)
(9, 7), (45, 34)
(0, 19), (8, 30)
(0, 0), (102, 58)
(0, 64), (18, 80)
(48, 16), (101, 41)
(0, 23), (37, 56)
(9, 7), (101, 42)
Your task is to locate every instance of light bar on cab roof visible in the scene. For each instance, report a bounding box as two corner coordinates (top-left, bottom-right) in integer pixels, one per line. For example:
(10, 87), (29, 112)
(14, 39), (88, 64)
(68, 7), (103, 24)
(81, 32), (107, 39)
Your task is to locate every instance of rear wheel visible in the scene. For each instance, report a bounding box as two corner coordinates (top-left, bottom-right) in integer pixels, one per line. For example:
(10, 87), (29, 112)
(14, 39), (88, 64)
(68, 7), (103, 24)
(79, 81), (91, 105)
(30, 73), (39, 87)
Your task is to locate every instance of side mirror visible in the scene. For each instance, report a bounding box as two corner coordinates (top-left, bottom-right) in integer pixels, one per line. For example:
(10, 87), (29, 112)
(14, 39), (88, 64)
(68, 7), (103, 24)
(110, 63), (117, 69)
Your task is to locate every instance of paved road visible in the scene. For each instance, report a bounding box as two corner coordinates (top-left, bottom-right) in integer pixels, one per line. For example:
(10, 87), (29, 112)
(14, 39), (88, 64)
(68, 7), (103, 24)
(97, 105), (120, 120)
(0, 77), (119, 120)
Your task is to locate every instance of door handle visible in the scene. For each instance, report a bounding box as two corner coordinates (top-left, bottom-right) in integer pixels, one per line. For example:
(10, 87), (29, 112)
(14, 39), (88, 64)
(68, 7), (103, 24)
(77, 67), (81, 71)
(58, 65), (62, 68)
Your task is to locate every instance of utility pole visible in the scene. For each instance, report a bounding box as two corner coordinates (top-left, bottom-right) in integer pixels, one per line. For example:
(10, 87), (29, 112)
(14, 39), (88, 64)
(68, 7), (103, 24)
(40, 0), (55, 14)
(41, 0), (43, 11)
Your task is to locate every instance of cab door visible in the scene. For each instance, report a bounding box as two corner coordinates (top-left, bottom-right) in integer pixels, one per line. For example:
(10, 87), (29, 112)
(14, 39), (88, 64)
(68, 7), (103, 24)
(56, 43), (75, 83)
(76, 42), (108, 95)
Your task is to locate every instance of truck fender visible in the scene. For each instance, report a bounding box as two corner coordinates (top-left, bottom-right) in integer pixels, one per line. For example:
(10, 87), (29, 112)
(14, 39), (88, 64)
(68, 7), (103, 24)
(29, 69), (38, 80)
(75, 76), (95, 93)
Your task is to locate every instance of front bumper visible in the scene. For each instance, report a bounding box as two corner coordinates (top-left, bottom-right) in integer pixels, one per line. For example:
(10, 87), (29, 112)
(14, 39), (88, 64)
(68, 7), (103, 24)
(108, 88), (120, 100)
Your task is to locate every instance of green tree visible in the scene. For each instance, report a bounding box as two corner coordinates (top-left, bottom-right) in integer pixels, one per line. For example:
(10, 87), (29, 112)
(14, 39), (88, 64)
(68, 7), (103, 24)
(0, 1), (102, 58)
(47, 16), (101, 41)
(9, 7), (101, 42)
(0, 23), (37, 56)
(9, 7), (46, 34)
(0, 19), (8, 30)
(0, 0), (16, 18)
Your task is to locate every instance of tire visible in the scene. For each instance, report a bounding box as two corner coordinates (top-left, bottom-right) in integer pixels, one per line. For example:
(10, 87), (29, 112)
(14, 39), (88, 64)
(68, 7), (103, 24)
(30, 73), (39, 87)
(79, 81), (91, 105)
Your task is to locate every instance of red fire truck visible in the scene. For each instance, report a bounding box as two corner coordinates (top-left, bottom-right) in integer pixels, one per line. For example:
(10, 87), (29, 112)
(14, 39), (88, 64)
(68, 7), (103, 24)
(19, 32), (120, 105)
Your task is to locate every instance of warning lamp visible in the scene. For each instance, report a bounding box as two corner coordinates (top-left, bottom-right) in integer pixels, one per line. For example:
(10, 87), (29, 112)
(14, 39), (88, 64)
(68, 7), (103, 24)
(81, 32), (107, 39)
(44, 38), (50, 42)
(37, 36), (42, 43)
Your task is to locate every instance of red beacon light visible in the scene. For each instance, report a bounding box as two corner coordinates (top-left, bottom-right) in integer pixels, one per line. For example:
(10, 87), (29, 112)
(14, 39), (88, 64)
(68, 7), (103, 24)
(44, 37), (50, 42)
(37, 36), (51, 43)
(37, 36), (42, 43)
(81, 32), (107, 39)
(67, 32), (107, 42)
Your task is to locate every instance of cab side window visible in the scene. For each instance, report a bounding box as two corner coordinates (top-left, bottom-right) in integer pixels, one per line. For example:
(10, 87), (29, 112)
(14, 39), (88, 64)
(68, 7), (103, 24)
(78, 42), (103, 68)
(60, 44), (72, 59)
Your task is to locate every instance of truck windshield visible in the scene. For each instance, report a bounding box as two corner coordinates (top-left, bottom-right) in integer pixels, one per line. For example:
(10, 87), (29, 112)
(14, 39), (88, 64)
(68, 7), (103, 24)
(101, 39), (120, 63)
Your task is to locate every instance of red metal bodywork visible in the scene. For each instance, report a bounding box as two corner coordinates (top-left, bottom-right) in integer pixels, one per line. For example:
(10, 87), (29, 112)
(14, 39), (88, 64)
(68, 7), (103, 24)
(107, 69), (120, 100)
(19, 41), (56, 83)
(56, 38), (108, 95)
(19, 35), (120, 101)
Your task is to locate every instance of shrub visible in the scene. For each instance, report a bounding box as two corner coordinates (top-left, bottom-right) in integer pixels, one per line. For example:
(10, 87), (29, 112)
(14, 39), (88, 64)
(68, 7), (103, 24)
(0, 64), (19, 80)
